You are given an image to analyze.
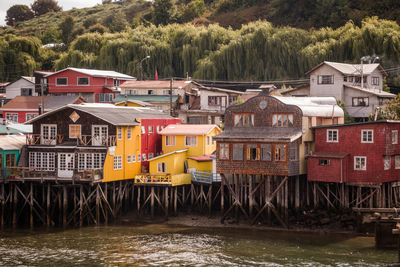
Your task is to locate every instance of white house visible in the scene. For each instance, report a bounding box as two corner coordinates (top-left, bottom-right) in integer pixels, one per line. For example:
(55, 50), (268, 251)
(5, 76), (36, 99)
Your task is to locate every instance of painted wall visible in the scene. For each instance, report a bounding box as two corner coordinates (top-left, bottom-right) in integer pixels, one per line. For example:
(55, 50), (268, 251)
(344, 87), (380, 118)
(308, 157), (348, 183)
(6, 79), (36, 99)
(187, 159), (212, 171)
(3, 110), (39, 123)
(148, 150), (187, 175)
(309, 65), (344, 100)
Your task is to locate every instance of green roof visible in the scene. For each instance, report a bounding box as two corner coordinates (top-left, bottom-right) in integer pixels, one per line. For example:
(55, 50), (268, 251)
(312, 120), (400, 129)
(114, 95), (180, 103)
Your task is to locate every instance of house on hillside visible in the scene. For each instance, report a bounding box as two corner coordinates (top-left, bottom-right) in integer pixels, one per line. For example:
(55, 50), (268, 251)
(34, 70), (54, 96)
(0, 82), (10, 94)
(308, 121), (400, 184)
(0, 95), (86, 123)
(46, 67), (135, 103)
(5, 76), (36, 99)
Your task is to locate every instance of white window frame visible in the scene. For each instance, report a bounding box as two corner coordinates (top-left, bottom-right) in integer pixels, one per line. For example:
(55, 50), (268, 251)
(142, 154), (147, 161)
(78, 153), (105, 171)
(165, 135), (176, 146)
(392, 130), (398, 144)
(26, 113), (38, 121)
(148, 153), (154, 159)
(127, 127), (132, 140)
(69, 124), (81, 139)
(132, 154), (136, 163)
(77, 77), (90, 86)
(327, 129), (338, 142)
(113, 156), (122, 170)
(361, 130), (374, 143)
(127, 155), (132, 163)
(137, 154), (141, 162)
(56, 77), (68, 86)
(118, 127), (122, 140)
(395, 155), (400, 169)
(354, 156), (367, 171)
(384, 156), (391, 170)
(6, 113), (18, 123)
(157, 162), (166, 173)
(372, 76), (379, 86)
(141, 126), (146, 134)
(29, 152), (55, 171)
(185, 136), (197, 147)
(148, 126), (154, 133)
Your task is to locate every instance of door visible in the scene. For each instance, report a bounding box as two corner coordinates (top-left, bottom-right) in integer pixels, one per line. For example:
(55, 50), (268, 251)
(41, 124), (57, 145)
(58, 153), (74, 178)
(92, 125), (108, 146)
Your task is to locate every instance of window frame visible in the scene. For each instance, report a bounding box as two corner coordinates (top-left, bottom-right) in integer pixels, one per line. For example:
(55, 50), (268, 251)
(317, 75), (334, 84)
(274, 144), (286, 161)
(185, 136), (198, 147)
(77, 77), (90, 86)
(272, 113), (294, 127)
(26, 113), (38, 121)
(113, 155), (122, 170)
(372, 76), (380, 86)
(157, 162), (166, 173)
(56, 77), (68, 86)
(69, 124), (81, 139)
(219, 143), (229, 160)
(233, 143), (243, 161)
(395, 155), (400, 169)
(318, 159), (330, 166)
(127, 127), (132, 140)
(165, 135), (176, 146)
(117, 127), (123, 140)
(352, 97), (369, 107)
(327, 129), (339, 143)
(233, 113), (255, 127)
(392, 130), (398, 145)
(361, 129), (374, 143)
(5, 113), (18, 123)
(384, 156), (391, 170)
(354, 156), (367, 171)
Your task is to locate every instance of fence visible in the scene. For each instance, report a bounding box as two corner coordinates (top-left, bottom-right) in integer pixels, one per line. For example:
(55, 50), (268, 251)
(191, 170), (221, 184)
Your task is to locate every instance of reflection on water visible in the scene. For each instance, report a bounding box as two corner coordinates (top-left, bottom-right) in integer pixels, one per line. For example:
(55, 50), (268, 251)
(0, 223), (396, 266)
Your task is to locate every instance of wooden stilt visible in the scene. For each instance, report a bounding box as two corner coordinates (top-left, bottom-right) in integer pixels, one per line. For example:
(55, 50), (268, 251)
(221, 174), (225, 215)
(137, 186), (141, 214)
(79, 185), (83, 227)
(96, 184), (100, 225)
(13, 184), (18, 228)
(63, 185), (67, 227)
(47, 183), (51, 226)
(164, 187), (169, 218)
(295, 176), (300, 210)
(151, 186), (155, 218)
(104, 183), (108, 225)
(174, 187), (178, 216)
(1, 183), (4, 228)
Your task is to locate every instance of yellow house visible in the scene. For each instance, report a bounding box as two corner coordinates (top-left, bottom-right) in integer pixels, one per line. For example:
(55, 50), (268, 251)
(114, 99), (153, 108)
(160, 124), (221, 157)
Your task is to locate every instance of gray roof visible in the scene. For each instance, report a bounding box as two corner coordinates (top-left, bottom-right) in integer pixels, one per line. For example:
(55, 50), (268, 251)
(344, 85), (395, 98)
(273, 96), (344, 117)
(26, 103), (173, 126)
(214, 127), (302, 142)
(46, 67), (135, 80)
(45, 95), (84, 110)
(307, 61), (387, 76)
(0, 135), (26, 150)
(21, 76), (35, 83)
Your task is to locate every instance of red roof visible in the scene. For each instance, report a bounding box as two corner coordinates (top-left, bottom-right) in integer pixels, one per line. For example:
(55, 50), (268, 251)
(307, 152), (349, 159)
(0, 96), (50, 110)
(160, 124), (220, 136)
(187, 155), (213, 162)
(120, 80), (191, 89)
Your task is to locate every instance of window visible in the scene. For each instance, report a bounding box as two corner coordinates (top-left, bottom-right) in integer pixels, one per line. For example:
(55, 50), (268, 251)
(127, 155), (132, 163)
(118, 127), (122, 140)
(185, 136), (197, 147)
(261, 144), (271, 161)
(142, 154), (147, 161)
(29, 152), (55, 171)
(137, 154), (141, 162)
(157, 162), (166, 173)
(247, 144), (260, 161)
(384, 156), (391, 170)
(318, 159), (330, 166)
(77, 77), (89, 85)
(317, 75), (334, 84)
(21, 88), (32, 96)
(354, 156), (367, 170)
(272, 114), (294, 127)
(361, 130), (373, 143)
(208, 96), (226, 106)
(275, 144), (286, 161)
(56, 78), (68, 85)
(229, 96), (238, 105)
(207, 136), (210, 145)
(233, 144), (243, 160)
(26, 113), (38, 121)
(157, 126), (160, 133)
(234, 113), (255, 127)
(392, 130), (398, 144)
(98, 93), (113, 102)
(114, 79), (120, 87)
(113, 156), (122, 170)
(126, 89), (138, 95)
(165, 136), (176, 146)
(304, 142), (312, 156)
(352, 97), (369, 107)
(127, 127), (132, 140)
(163, 89), (170, 95)
(219, 143), (229, 160)
(148, 126), (154, 133)
(132, 155), (136, 162)
(395, 155), (400, 169)
(289, 144), (298, 161)
(327, 129), (338, 142)
(372, 76), (379, 86)
(5, 153), (16, 168)
(69, 124), (81, 139)
(78, 153), (105, 171)
(148, 90), (154, 95)
(6, 113), (18, 123)
(41, 124), (57, 145)
(148, 153), (154, 159)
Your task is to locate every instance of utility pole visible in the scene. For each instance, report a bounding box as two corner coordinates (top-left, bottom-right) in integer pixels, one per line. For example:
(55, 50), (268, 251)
(169, 77), (173, 116)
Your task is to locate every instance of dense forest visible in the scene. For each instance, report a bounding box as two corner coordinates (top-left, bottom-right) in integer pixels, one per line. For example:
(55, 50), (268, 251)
(1, 0), (400, 85)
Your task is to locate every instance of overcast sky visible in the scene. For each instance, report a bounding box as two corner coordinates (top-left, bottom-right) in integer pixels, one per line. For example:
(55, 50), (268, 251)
(0, 0), (101, 26)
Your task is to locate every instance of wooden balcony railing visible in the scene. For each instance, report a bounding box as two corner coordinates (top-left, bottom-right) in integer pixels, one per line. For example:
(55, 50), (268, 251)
(135, 174), (172, 184)
(26, 134), (64, 145)
(77, 135), (117, 146)
(191, 170), (221, 184)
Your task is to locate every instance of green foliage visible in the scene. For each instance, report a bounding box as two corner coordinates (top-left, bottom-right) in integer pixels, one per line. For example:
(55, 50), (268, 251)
(41, 26), (61, 44)
(370, 95), (400, 120)
(152, 0), (177, 26)
(337, 99), (354, 124)
(103, 14), (128, 33)
(59, 16), (75, 44)
(179, 0), (206, 22)
(83, 17), (98, 29)
(88, 24), (108, 34)
(31, 0), (62, 17)
(6, 5), (34, 26)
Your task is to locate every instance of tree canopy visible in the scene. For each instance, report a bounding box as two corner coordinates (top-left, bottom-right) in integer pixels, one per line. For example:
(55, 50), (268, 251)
(6, 5), (34, 26)
(31, 0), (62, 17)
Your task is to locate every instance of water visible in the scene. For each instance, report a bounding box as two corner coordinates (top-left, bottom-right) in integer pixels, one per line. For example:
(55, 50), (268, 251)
(0, 223), (396, 266)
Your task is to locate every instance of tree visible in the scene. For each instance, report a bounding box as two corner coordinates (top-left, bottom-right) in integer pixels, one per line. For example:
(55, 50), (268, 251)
(5, 5), (34, 26)
(31, 0), (62, 17)
(370, 95), (400, 121)
(59, 16), (75, 44)
(152, 0), (177, 26)
(179, 0), (205, 22)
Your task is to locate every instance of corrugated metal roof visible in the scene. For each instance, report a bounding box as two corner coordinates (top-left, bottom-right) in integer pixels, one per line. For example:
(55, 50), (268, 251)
(21, 76), (35, 83)
(45, 95), (85, 110)
(6, 123), (32, 134)
(307, 61), (387, 76)
(114, 99), (153, 107)
(187, 155), (213, 162)
(273, 96), (344, 117)
(214, 127), (302, 142)
(160, 124), (220, 136)
(0, 135), (26, 150)
(308, 152), (349, 159)
(0, 96), (51, 110)
(313, 120), (400, 129)
(46, 68), (135, 80)
(344, 85), (395, 97)
(120, 80), (191, 89)
(148, 149), (188, 161)
(114, 94), (180, 103)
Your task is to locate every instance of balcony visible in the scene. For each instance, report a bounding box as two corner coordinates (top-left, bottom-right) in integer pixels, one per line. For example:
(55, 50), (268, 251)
(77, 135), (116, 146)
(26, 134), (64, 145)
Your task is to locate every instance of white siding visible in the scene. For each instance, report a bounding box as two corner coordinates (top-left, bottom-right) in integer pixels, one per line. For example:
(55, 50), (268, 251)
(6, 79), (36, 99)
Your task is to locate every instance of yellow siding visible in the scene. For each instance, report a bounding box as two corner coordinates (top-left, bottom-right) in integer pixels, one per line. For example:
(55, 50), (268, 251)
(149, 150), (187, 175)
(115, 102), (145, 107)
(171, 173), (191, 186)
(187, 158), (212, 171)
(103, 125), (142, 182)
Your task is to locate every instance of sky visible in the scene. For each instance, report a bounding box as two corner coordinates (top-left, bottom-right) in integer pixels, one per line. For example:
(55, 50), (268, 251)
(0, 0), (102, 26)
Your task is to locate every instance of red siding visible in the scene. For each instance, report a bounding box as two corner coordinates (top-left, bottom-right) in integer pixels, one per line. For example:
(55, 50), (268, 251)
(310, 122), (400, 183)
(308, 157), (347, 183)
(3, 110), (38, 123)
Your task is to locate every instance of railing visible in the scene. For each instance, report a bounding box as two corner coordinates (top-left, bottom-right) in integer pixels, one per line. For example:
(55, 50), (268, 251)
(135, 174), (172, 184)
(26, 134), (64, 145)
(77, 135), (117, 146)
(191, 170), (221, 184)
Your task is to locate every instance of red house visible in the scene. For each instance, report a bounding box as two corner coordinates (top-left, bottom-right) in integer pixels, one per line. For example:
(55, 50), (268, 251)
(46, 68), (135, 103)
(308, 121), (400, 184)
(139, 118), (181, 171)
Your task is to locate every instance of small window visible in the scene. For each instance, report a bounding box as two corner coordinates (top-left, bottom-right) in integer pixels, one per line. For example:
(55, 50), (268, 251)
(304, 142), (312, 156)
(233, 113), (255, 127)
(165, 136), (176, 146)
(163, 89), (170, 95)
(219, 143), (229, 160)
(127, 127), (132, 140)
(354, 156), (366, 170)
(56, 78), (68, 85)
(114, 79), (120, 87)
(142, 154), (147, 161)
(395, 155), (400, 169)
(157, 126), (160, 133)
(185, 136), (197, 147)
(207, 136), (210, 145)
(275, 144), (286, 161)
(384, 156), (391, 170)
(6, 153), (16, 168)
(6, 113), (18, 123)
(233, 144), (243, 160)
(148, 126), (154, 133)
(272, 114), (294, 127)
(317, 75), (334, 84)
(392, 130), (398, 144)
(319, 159), (330, 166)
(69, 124), (81, 139)
(352, 97), (369, 107)
(327, 130), (338, 142)
(247, 144), (260, 161)
(77, 77), (89, 85)
(113, 156), (122, 170)
(26, 113), (38, 121)
(132, 155), (136, 163)
(98, 93), (113, 102)
(148, 153), (154, 159)
(141, 126), (146, 134)
(21, 88), (32, 96)
(361, 130), (373, 143)
(118, 127), (123, 140)
(148, 90), (154, 95)
(372, 76), (379, 86)
(261, 144), (271, 161)
(137, 154), (141, 162)
(127, 155), (132, 163)
(157, 162), (166, 173)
